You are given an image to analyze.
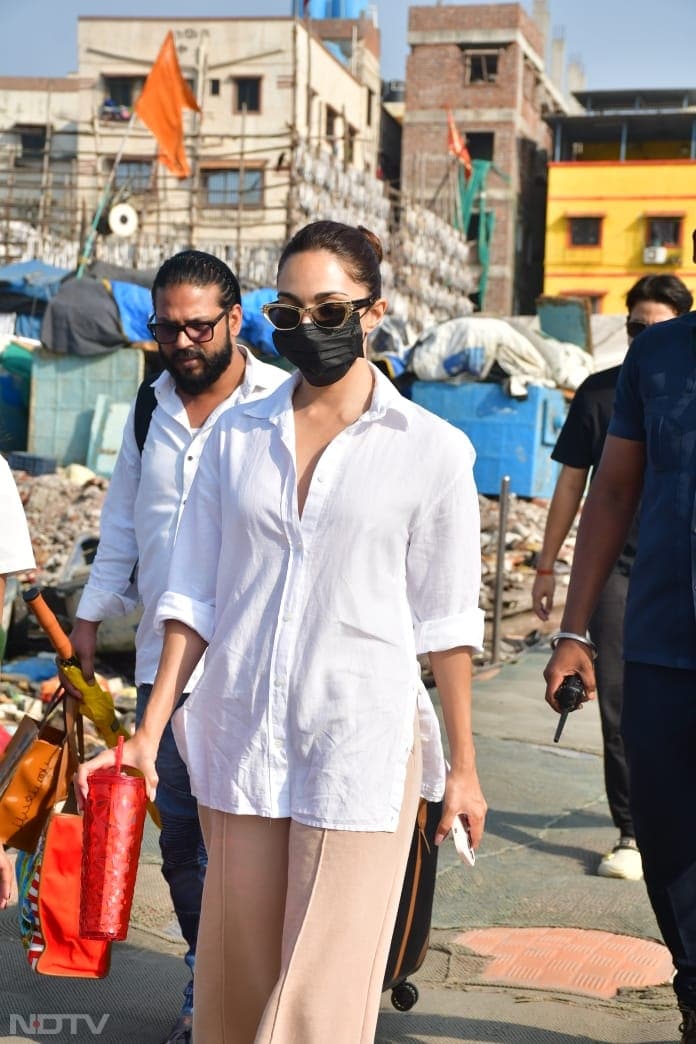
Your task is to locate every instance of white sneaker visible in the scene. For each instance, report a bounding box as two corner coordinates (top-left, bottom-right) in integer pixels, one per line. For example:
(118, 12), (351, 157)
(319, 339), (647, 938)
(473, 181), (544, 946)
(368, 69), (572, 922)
(597, 838), (643, 881)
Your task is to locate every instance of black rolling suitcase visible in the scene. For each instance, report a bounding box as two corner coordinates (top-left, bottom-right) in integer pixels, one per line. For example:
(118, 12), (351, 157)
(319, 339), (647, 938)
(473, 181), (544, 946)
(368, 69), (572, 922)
(382, 797), (443, 1011)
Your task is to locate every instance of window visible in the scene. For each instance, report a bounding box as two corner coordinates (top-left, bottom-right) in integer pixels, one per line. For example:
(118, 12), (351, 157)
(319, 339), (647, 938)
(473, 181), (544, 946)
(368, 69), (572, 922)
(210, 78), (220, 97)
(112, 160), (152, 193)
(326, 105), (338, 142)
(646, 216), (682, 247)
(201, 167), (264, 208)
(366, 87), (374, 128)
(461, 48), (500, 84)
(233, 77), (261, 113)
(345, 125), (358, 165)
(466, 132), (494, 161)
(103, 76), (145, 109)
(568, 216), (602, 247)
(15, 125), (46, 165)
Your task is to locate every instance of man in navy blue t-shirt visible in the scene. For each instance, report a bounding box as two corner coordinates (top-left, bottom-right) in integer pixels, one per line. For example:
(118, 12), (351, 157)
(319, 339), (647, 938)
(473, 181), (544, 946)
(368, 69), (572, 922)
(544, 242), (696, 1042)
(534, 275), (692, 882)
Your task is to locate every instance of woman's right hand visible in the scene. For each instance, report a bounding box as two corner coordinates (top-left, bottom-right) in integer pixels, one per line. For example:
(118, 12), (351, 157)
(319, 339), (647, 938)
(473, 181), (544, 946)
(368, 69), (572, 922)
(532, 572), (555, 621)
(0, 848), (13, 910)
(75, 731), (159, 806)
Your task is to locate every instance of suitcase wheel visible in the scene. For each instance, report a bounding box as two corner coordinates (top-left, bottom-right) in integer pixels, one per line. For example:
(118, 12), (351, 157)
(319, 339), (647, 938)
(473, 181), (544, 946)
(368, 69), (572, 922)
(390, 980), (419, 1011)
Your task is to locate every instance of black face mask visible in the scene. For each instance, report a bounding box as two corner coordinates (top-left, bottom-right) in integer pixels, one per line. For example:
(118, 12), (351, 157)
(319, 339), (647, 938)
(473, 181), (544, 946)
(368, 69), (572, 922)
(272, 312), (365, 386)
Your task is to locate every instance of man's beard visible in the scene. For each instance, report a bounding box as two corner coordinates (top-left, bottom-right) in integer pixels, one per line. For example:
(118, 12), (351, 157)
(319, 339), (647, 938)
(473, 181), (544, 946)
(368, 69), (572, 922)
(159, 335), (234, 395)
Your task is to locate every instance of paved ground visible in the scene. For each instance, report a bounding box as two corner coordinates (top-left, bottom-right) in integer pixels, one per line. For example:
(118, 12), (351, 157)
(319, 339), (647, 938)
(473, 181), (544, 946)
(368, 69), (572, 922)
(0, 641), (683, 1043)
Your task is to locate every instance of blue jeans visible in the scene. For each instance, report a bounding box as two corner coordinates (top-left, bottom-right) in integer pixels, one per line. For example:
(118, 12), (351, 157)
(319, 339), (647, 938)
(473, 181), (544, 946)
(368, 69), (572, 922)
(136, 685), (207, 1017)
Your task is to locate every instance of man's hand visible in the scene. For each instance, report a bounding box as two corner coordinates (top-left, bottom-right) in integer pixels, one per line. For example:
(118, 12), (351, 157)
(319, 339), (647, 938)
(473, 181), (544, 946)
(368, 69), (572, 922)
(544, 639), (596, 713)
(532, 572), (555, 621)
(59, 618), (100, 698)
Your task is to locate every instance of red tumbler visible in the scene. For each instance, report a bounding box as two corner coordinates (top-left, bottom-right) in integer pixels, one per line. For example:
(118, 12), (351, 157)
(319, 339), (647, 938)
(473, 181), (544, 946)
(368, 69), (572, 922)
(79, 737), (147, 941)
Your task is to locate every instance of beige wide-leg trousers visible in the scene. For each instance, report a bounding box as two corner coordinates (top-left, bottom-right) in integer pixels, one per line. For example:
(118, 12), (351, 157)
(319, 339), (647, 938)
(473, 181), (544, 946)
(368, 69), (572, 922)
(194, 729), (422, 1044)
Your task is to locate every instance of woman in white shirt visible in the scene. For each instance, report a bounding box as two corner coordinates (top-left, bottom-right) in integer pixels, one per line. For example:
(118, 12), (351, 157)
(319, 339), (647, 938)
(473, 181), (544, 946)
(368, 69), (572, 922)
(78, 220), (487, 1044)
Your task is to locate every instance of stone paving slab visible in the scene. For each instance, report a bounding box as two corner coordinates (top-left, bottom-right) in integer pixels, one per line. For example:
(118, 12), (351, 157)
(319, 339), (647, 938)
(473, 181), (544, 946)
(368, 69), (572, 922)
(376, 984), (679, 1044)
(456, 926), (673, 999)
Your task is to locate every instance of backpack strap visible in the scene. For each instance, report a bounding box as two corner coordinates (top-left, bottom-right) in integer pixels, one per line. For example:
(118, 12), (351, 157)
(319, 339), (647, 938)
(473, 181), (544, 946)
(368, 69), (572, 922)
(133, 380), (157, 455)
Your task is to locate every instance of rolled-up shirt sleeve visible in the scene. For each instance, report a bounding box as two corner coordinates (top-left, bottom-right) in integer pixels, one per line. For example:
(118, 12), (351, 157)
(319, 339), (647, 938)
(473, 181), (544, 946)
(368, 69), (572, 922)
(406, 457), (484, 654)
(154, 425), (223, 643)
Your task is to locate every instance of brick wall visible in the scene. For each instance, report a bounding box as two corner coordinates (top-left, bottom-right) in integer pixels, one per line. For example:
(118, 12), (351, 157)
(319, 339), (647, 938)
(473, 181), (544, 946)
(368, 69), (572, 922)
(408, 3), (543, 59)
(403, 2), (553, 313)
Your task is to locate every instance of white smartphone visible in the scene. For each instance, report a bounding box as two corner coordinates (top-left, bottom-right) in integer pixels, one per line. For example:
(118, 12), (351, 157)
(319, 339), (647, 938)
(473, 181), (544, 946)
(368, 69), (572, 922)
(451, 814), (476, 867)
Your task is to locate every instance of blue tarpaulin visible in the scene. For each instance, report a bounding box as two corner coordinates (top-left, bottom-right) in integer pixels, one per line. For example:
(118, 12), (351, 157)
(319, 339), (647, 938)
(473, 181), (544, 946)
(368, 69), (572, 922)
(0, 260), (69, 339)
(241, 287), (278, 357)
(110, 280), (152, 342)
(0, 260), (68, 301)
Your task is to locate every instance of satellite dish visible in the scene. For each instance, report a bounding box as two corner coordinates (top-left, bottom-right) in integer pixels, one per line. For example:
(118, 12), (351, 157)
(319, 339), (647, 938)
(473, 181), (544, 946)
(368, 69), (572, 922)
(108, 203), (138, 237)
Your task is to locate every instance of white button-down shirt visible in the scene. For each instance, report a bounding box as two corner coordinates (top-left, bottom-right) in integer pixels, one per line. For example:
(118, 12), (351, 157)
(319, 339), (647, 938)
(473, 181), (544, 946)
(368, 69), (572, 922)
(159, 366), (484, 832)
(0, 455), (35, 574)
(77, 347), (287, 686)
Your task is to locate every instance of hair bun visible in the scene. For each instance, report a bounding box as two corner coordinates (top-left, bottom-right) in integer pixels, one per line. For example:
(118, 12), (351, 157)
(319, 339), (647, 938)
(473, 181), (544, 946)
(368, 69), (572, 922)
(357, 225), (383, 264)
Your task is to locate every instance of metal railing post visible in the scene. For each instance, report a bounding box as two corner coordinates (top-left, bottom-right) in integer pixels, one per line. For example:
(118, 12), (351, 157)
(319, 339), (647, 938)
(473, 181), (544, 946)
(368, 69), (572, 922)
(491, 475), (511, 665)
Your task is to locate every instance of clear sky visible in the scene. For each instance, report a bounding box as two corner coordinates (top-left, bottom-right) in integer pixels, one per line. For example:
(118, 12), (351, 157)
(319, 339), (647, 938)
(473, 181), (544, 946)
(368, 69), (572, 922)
(1, 0), (695, 91)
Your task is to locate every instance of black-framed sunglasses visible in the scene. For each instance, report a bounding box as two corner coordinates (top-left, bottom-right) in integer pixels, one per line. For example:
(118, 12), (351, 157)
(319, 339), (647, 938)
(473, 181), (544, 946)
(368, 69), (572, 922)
(261, 296), (374, 331)
(147, 309), (228, 345)
(626, 319), (648, 339)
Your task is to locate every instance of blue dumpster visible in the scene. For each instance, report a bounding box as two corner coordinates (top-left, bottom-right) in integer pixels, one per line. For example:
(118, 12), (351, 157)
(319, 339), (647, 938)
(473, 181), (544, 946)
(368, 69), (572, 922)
(410, 381), (567, 499)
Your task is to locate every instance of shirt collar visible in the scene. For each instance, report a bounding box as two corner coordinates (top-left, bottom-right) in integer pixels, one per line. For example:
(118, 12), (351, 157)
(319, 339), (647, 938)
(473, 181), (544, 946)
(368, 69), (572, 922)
(237, 342), (285, 394)
(241, 363), (410, 429)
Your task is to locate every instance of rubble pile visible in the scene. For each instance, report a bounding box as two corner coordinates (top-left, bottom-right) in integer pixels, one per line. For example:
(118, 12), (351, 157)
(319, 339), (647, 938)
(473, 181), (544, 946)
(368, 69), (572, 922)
(479, 493), (577, 618)
(12, 467), (108, 582)
(9, 466), (577, 623)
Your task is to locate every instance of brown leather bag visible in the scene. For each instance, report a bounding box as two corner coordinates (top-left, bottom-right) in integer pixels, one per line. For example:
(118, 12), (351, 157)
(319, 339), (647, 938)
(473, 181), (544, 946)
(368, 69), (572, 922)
(0, 690), (80, 853)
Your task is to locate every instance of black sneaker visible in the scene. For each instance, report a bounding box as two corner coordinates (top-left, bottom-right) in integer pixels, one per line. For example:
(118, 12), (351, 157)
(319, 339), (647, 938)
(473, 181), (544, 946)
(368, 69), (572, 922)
(160, 1015), (192, 1044)
(679, 1004), (696, 1044)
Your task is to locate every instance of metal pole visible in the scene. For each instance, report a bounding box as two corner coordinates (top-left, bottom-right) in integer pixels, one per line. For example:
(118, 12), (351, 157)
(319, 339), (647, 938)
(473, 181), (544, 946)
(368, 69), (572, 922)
(286, 11), (299, 241)
(236, 103), (247, 270)
(76, 111), (136, 277)
(491, 475), (511, 665)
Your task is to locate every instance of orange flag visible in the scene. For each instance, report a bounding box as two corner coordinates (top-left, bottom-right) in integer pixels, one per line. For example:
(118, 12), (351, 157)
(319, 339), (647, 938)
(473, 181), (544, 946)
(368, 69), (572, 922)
(446, 109), (472, 180)
(135, 31), (200, 178)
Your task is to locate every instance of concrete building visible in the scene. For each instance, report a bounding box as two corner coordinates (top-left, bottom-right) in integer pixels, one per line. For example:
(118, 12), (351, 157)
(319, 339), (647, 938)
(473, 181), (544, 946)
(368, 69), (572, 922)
(544, 88), (696, 312)
(74, 14), (381, 251)
(0, 77), (81, 247)
(0, 9), (481, 328)
(401, 2), (570, 315)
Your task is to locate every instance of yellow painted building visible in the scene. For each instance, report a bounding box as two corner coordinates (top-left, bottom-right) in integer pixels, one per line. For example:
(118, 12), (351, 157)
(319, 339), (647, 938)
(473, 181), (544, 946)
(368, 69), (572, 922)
(543, 90), (696, 313)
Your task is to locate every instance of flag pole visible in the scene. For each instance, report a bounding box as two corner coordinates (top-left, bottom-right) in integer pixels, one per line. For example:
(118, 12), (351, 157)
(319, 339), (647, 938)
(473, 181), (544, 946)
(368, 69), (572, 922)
(287, 1), (299, 240)
(76, 111), (137, 278)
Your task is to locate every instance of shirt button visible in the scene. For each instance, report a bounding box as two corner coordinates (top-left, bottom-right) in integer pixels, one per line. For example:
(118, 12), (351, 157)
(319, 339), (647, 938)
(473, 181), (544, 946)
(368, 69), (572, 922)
(283, 613), (293, 622)
(187, 455), (194, 461)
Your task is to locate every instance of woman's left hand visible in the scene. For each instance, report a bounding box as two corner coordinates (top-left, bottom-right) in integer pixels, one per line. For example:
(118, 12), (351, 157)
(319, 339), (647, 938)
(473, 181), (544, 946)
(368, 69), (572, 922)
(435, 766), (487, 850)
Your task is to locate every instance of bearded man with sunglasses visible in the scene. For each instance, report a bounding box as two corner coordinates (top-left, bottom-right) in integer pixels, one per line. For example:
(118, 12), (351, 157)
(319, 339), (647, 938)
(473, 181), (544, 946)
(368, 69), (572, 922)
(65, 250), (287, 1044)
(533, 273), (692, 883)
